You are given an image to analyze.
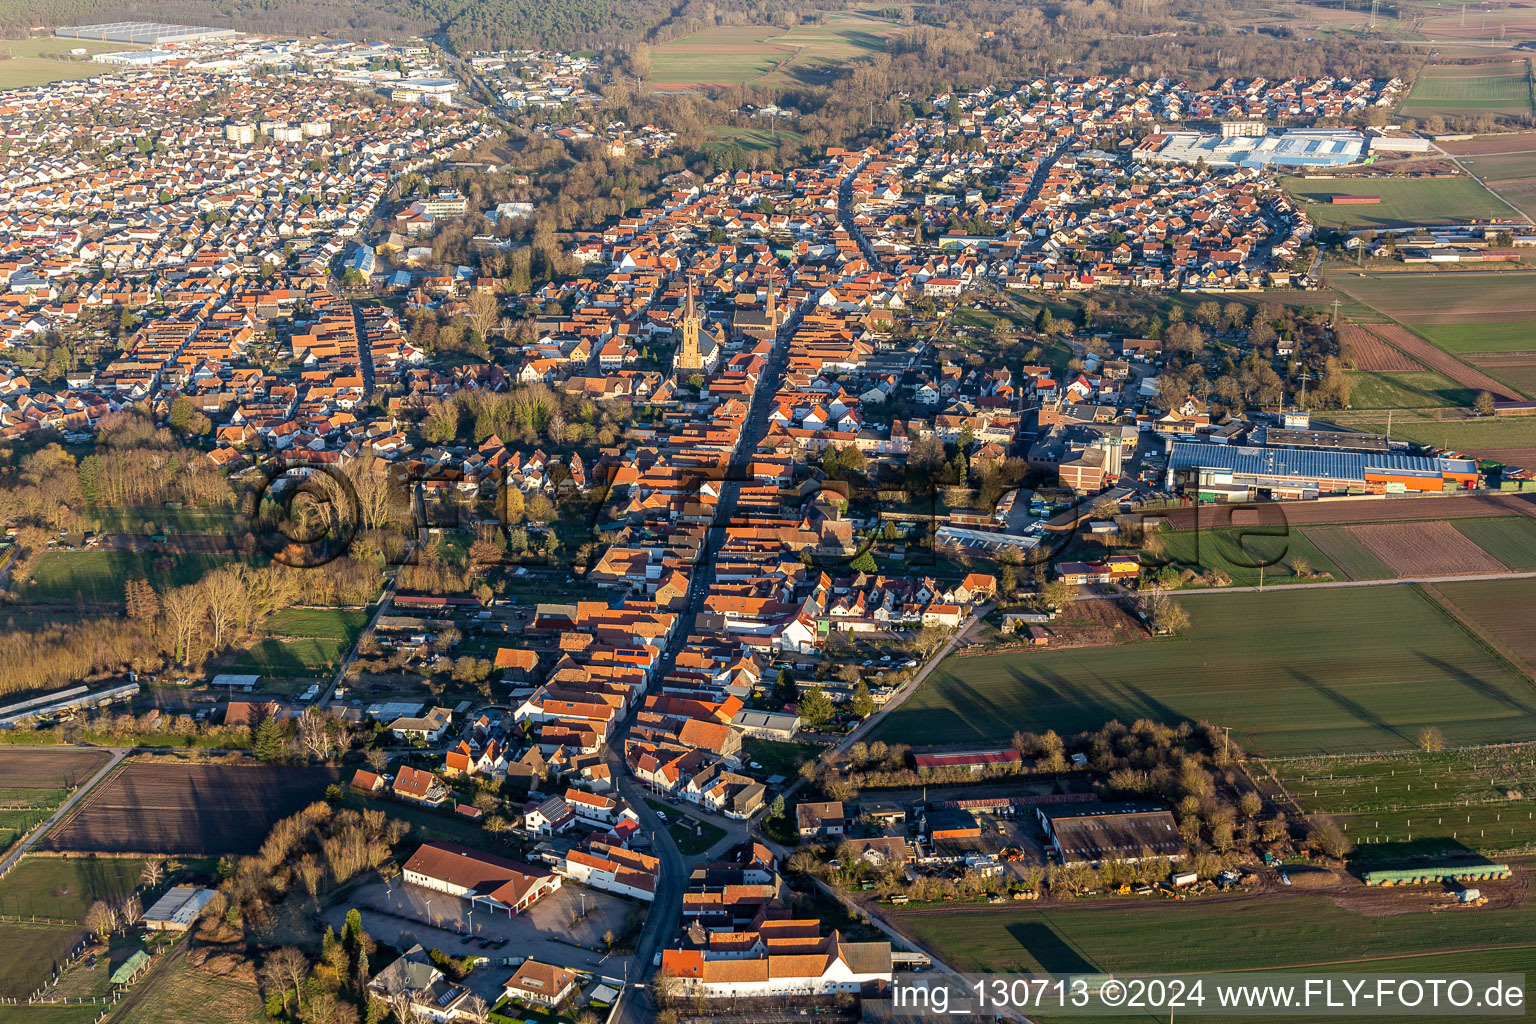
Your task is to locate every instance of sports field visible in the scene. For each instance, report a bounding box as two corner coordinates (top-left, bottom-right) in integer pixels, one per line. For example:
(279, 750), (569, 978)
(1282, 177), (1517, 227)
(1269, 745), (1536, 856)
(1401, 61), (1535, 119)
(870, 587), (1536, 756)
(705, 125), (804, 152)
(649, 13), (897, 87)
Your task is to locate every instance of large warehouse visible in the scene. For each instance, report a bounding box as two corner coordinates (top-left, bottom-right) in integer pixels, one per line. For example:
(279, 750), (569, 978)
(54, 22), (237, 45)
(1140, 128), (1367, 169)
(1167, 441), (1480, 500)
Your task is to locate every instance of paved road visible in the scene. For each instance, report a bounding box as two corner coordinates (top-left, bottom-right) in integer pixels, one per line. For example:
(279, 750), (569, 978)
(0, 747), (127, 876)
(319, 575), (398, 707)
(607, 287), (799, 1024)
(748, 602), (994, 821)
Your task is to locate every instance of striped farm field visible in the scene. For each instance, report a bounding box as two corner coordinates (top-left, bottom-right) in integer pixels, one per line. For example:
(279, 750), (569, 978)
(1339, 324), (1422, 371)
(1302, 526), (1396, 580)
(1413, 321), (1536, 355)
(871, 586), (1536, 757)
(1402, 61), (1535, 118)
(1334, 272), (1536, 322)
(1147, 492), (1536, 531)
(1428, 577), (1536, 675)
(1354, 324), (1521, 401)
(1452, 516), (1536, 570)
(1345, 520), (1506, 577)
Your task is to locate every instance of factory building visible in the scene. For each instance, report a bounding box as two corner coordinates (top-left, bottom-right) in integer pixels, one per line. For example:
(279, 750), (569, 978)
(1139, 128), (1367, 169)
(55, 22), (238, 45)
(1167, 441), (1480, 501)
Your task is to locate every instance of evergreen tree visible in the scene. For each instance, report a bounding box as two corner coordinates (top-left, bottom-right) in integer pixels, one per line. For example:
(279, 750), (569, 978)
(799, 686), (834, 728)
(776, 669), (797, 703)
(253, 717), (287, 764)
(849, 681), (875, 718)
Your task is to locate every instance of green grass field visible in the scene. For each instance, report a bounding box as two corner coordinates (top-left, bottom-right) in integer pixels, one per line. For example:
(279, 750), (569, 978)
(1352, 413), (1536, 452)
(1346, 369), (1476, 408)
(1282, 177), (1518, 227)
(1481, 362), (1536, 399)
(0, 857), (145, 920)
(0, 856), (147, 1000)
(892, 896), (1536, 1021)
(1146, 527), (1346, 585)
(0, 37), (138, 90)
(87, 505), (241, 535)
(1301, 526), (1397, 580)
(0, 922), (92, 1000)
(705, 125), (804, 152)
(0, 1004), (101, 1024)
(104, 954), (264, 1024)
(1452, 517), (1536, 570)
(649, 14), (895, 86)
(870, 587), (1536, 756)
(24, 552), (251, 604)
(1402, 63), (1535, 117)
(1268, 745), (1536, 857)
(260, 608), (369, 640)
(1411, 322), (1536, 355)
(217, 638), (346, 681)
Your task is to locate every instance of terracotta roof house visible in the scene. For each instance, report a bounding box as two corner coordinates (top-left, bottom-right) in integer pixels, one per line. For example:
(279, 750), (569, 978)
(502, 959), (580, 1009)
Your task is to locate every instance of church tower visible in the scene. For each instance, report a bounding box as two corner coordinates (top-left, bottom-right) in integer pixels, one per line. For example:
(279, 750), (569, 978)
(676, 279), (704, 372)
(766, 275), (779, 335)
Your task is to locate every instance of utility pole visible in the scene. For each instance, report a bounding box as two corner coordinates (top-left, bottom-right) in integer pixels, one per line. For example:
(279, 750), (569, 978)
(1297, 368), (1313, 410)
(1386, 408), (1393, 443)
(1330, 298), (1342, 328)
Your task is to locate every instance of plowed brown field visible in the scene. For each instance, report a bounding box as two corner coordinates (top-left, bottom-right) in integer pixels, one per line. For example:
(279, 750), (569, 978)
(1347, 520), (1506, 576)
(41, 762), (338, 855)
(1341, 325), (1423, 371)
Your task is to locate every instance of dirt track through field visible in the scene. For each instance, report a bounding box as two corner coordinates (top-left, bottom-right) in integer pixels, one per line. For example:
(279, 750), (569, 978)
(1368, 324), (1523, 401)
(1341, 325), (1423, 371)
(1347, 520), (1506, 577)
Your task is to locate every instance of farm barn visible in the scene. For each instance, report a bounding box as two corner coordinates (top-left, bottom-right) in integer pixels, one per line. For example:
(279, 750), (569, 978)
(1167, 443), (1480, 501)
(1038, 802), (1185, 866)
(1331, 194), (1381, 205)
